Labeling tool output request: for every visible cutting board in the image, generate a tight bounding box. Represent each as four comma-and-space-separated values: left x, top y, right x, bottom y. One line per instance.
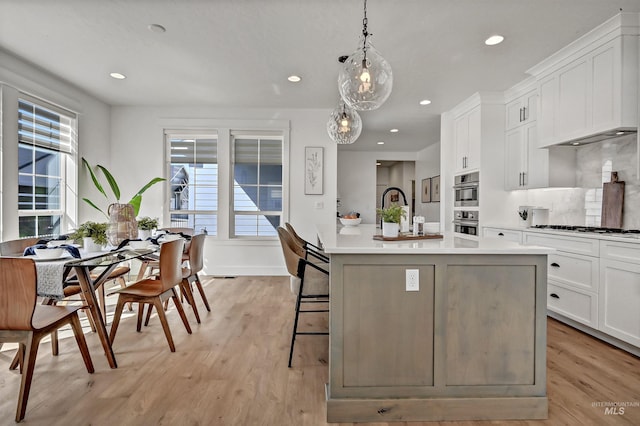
601, 171, 624, 228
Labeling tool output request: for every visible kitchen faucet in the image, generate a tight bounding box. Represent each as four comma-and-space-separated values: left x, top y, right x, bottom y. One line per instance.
380, 186, 408, 227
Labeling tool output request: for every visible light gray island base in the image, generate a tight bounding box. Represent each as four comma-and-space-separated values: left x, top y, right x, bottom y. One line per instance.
319, 228, 549, 422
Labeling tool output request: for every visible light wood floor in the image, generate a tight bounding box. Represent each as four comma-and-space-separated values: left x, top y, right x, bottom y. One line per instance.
1, 275, 639, 425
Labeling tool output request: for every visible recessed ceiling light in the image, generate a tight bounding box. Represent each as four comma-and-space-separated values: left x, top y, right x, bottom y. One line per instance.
419, 99, 431, 105
390, 128, 399, 133
148, 24, 166, 33
616, 131, 625, 135
376, 162, 381, 166
287, 75, 301, 83
110, 72, 126, 80
485, 35, 504, 46
377, 141, 385, 145
572, 142, 580, 146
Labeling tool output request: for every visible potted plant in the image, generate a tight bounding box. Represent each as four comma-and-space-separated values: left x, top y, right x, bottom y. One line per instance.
376, 204, 406, 237
137, 216, 159, 240
81, 158, 165, 245
70, 221, 108, 252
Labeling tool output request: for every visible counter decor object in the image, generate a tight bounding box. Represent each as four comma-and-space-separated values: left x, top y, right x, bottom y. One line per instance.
373, 233, 443, 241
601, 171, 624, 228
376, 204, 405, 238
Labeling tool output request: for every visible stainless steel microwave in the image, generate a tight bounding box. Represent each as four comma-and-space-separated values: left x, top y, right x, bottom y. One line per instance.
454, 172, 479, 207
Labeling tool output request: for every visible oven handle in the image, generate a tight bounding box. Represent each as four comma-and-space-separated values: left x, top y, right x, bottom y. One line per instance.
453, 182, 479, 189
452, 220, 479, 227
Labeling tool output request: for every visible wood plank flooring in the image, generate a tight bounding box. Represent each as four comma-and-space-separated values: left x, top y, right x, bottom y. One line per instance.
1, 275, 639, 425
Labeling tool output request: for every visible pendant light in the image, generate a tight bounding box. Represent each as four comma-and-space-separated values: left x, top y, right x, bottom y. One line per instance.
338, 0, 393, 111
327, 100, 362, 144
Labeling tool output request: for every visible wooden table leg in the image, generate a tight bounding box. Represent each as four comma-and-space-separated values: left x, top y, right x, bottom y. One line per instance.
74, 266, 118, 369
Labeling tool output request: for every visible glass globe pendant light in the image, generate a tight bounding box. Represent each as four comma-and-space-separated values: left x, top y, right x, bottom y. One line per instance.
338, 0, 393, 111
327, 100, 362, 144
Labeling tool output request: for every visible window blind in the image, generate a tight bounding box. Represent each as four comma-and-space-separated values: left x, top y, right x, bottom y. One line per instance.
18, 97, 76, 153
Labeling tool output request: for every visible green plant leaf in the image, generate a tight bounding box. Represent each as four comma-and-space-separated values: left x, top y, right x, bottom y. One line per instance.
97, 165, 121, 201
82, 198, 109, 219
131, 177, 165, 199
129, 195, 142, 217
82, 158, 108, 199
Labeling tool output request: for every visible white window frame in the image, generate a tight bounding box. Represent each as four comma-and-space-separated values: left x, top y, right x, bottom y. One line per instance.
162, 119, 290, 242
16, 94, 78, 238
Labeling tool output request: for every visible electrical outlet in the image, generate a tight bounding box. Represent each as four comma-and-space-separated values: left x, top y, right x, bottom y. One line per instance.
406, 269, 419, 291
315, 201, 324, 209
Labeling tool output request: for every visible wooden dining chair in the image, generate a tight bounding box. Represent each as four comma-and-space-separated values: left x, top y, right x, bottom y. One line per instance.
109, 239, 192, 352
179, 234, 210, 323
277, 227, 329, 368
0, 257, 94, 423
136, 227, 194, 280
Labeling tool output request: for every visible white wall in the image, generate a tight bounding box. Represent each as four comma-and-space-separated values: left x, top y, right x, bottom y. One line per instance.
0, 49, 111, 240
415, 143, 441, 222
337, 151, 418, 225
109, 106, 336, 276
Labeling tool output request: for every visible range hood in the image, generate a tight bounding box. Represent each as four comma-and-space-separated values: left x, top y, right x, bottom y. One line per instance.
557, 129, 637, 146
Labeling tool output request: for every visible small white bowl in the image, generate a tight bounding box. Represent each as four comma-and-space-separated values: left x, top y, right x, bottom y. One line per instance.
34, 247, 65, 259
424, 222, 440, 233
47, 240, 68, 247
129, 240, 150, 250
340, 217, 362, 227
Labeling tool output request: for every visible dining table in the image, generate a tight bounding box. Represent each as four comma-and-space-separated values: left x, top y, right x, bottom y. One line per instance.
27, 246, 158, 369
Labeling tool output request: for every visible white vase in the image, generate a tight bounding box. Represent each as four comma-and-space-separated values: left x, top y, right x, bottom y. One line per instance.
138, 229, 152, 240
83, 237, 103, 253
382, 222, 399, 238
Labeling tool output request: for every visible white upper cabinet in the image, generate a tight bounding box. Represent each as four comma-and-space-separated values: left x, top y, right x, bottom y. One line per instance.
505, 91, 537, 130
454, 105, 480, 173
528, 13, 639, 148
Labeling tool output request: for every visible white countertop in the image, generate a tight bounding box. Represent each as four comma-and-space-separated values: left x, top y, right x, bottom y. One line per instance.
483, 224, 640, 244
317, 224, 552, 255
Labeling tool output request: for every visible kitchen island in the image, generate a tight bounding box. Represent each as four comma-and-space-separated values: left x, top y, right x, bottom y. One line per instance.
317, 224, 551, 423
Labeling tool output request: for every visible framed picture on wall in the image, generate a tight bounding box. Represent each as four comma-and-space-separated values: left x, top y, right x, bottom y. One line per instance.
431, 175, 441, 202
421, 178, 431, 203
304, 147, 323, 194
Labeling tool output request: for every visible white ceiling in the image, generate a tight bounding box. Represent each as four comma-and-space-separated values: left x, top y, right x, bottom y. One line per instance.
2, 0, 640, 153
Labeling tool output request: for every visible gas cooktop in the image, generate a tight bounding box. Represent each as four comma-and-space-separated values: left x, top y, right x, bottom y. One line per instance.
531, 225, 640, 237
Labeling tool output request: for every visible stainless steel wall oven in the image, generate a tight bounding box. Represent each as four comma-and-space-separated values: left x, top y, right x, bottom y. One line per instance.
454, 171, 479, 207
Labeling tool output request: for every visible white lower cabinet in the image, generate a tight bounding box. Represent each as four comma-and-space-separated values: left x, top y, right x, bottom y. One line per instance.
482, 227, 522, 243
524, 231, 600, 328
548, 282, 598, 328
599, 241, 640, 347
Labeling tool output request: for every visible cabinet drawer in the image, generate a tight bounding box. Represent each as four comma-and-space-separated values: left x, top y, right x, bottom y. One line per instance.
483, 227, 522, 243
523, 232, 599, 256
548, 251, 599, 292
547, 283, 598, 328
600, 240, 640, 265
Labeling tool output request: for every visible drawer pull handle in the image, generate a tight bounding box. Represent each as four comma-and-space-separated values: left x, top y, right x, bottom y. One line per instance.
498, 232, 504, 236
550, 293, 560, 299
550, 262, 560, 267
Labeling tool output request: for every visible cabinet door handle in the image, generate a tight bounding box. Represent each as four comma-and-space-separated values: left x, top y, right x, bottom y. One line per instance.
550, 293, 560, 299
498, 232, 504, 236
519, 172, 523, 186
550, 262, 560, 267
523, 106, 527, 121
522, 172, 526, 186
520, 107, 524, 122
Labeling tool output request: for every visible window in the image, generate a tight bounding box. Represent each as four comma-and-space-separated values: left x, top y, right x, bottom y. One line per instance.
17, 97, 76, 237
167, 133, 218, 235
165, 124, 287, 240
232, 134, 283, 237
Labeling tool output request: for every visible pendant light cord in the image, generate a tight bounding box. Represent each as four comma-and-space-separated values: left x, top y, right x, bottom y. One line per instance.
361, 0, 369, 63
